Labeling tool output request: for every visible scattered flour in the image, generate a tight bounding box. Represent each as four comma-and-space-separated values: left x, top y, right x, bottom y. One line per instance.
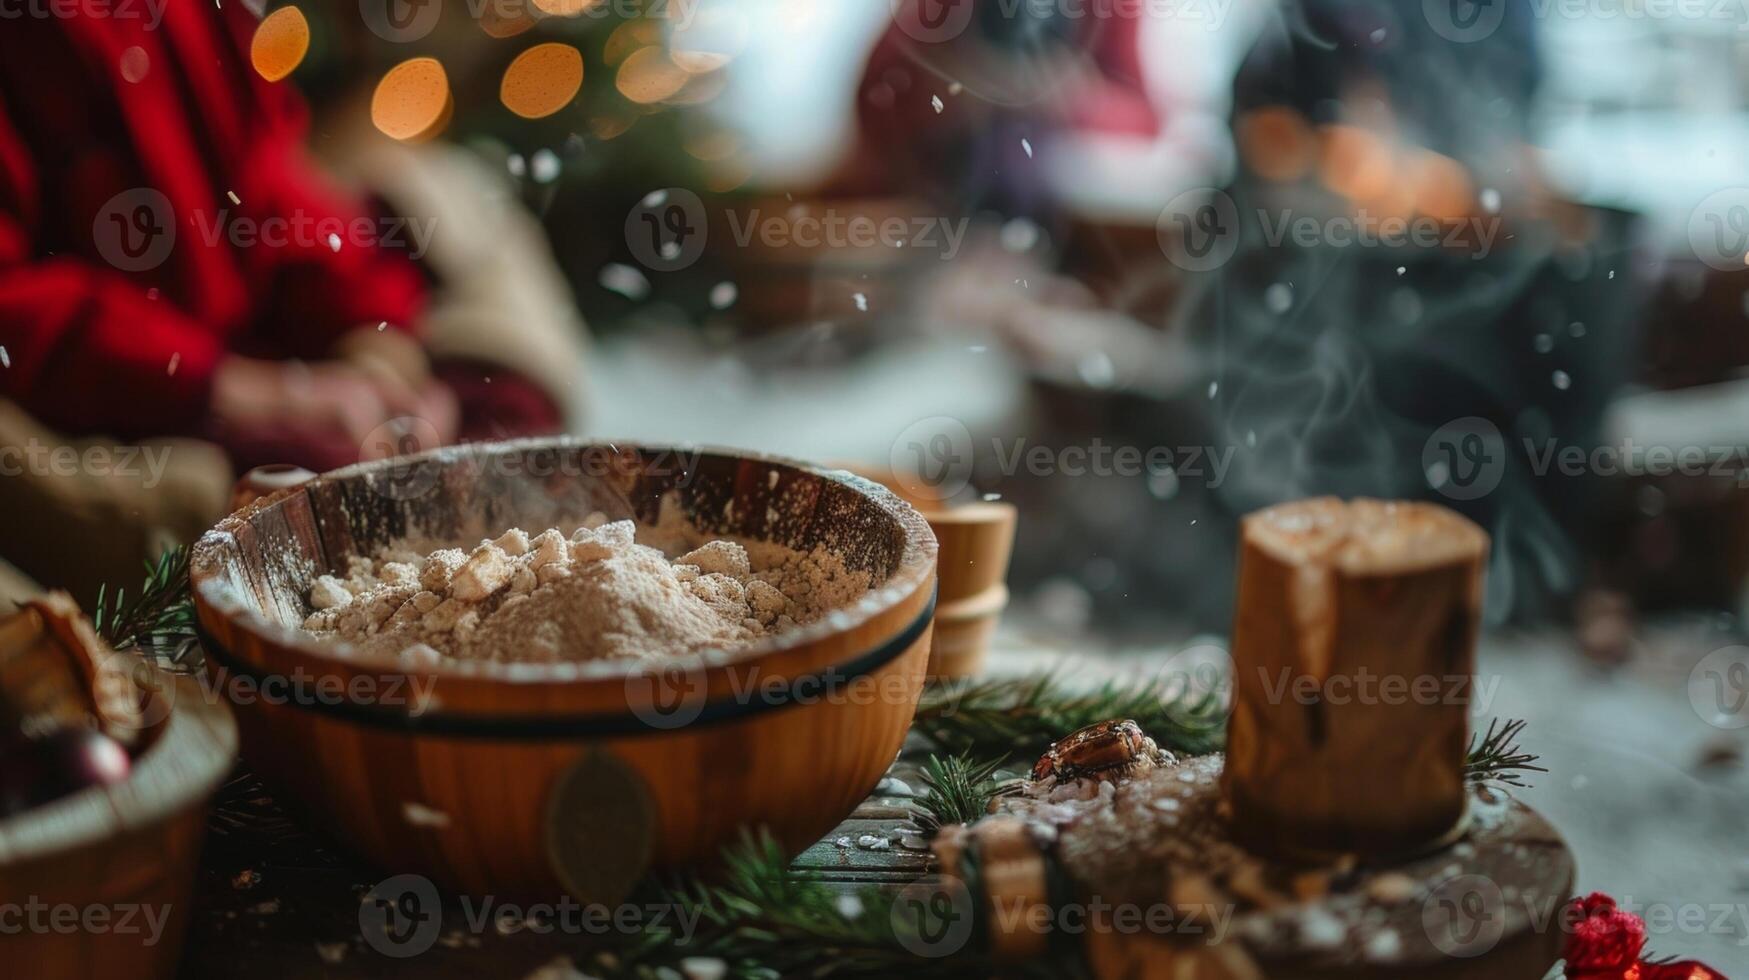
302, 513, 874, 665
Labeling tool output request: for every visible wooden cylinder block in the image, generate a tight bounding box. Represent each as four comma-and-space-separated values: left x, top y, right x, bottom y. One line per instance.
1222, 498, 1489, 861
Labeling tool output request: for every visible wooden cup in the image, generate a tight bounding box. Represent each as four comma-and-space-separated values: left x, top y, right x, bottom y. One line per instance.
839, 468, 1017, 679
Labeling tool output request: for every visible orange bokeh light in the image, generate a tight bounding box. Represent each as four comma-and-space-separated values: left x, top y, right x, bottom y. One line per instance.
532, 0, 605, 16
479, 5, 537, 38
371, 57, 453, 143
665, 69, 728, 106
615, 47, 688, 104
250, 6, 310, 83
501, 43, 584, 119
589, 113, 636, 140
604, 20, 661, 66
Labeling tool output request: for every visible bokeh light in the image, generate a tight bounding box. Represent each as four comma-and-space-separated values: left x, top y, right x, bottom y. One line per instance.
704, 155, 752, 193
615, 47, 688, 105
478, 5, 537, 38
531, 0, 605, 16
670, 7, 748, 74
118, 45, 149, 84
588, 113, 636, 140
665, 69, 728, 107
501, 42, 584, 119
371, 57, 453, 143
249, 5, 310, 83
604, 20, 661, 66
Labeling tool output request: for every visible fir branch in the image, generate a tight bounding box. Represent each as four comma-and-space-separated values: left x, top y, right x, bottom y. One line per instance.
914, 672, 1226, 761
1464, 718, 1545, 788
592, 831, 1030, 980
93, 546, 196, 656
913, 753, 1010, 836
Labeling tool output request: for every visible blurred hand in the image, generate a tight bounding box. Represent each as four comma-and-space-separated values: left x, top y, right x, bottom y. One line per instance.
331, 326, 460, 452
331, 326, 431, 393
210, 356, 460, 464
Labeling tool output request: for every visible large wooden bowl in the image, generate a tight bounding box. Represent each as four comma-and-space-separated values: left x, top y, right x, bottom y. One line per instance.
188, 441, 937, 901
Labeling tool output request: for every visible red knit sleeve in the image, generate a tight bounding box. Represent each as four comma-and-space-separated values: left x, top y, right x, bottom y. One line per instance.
194, 1, 425, 358
236, 131, 428, 359
0, 99, 223, 438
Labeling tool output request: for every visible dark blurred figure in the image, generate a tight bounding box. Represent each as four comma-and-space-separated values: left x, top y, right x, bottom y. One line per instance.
1168, 0, 1645, 624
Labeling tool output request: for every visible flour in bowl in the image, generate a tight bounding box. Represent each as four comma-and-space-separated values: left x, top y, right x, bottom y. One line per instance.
301, 514, 874, 665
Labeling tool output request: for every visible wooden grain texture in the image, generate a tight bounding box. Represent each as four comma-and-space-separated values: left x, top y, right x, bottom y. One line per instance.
1223, 498, 1489, 861
189, 443, 938, 901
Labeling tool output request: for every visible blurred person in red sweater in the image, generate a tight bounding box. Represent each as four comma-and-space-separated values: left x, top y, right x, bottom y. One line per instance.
0, 2, 570, 607
0, 2, 564, 476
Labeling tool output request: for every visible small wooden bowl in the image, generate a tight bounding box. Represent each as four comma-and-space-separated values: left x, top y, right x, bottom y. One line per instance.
189, 442, 937, 902
930, 502, 1019, 603
0, 606, 237, 980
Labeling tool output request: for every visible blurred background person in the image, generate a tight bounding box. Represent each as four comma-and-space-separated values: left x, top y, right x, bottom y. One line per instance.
0, 2, 584, 604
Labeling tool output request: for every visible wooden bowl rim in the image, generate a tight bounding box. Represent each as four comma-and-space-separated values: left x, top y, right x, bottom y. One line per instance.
189, 439, 939, 686
0, 672, 236, 866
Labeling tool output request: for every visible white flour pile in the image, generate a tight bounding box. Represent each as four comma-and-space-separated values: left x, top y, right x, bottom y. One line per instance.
301, 514, 874, 665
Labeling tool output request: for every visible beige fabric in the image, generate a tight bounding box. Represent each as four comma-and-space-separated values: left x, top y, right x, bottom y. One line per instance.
0, 400, 232, 609
315, 110, 590, 427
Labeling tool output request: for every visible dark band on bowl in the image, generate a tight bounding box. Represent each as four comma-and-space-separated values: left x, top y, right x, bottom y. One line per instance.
193, 587, 936, 739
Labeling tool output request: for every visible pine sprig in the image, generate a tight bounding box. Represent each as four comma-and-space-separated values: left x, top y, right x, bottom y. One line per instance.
914, 672, 1226, 761
92, 546, 196, 655
1464, 718, 1546, 788
594, 831, 1021, 980
913, 753, 1010, 836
